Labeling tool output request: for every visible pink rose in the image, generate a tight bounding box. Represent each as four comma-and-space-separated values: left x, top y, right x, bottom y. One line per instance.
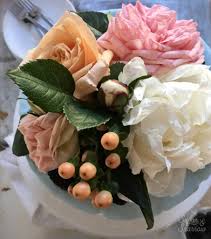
19, 113, 79, 173
98, 2, 204, 75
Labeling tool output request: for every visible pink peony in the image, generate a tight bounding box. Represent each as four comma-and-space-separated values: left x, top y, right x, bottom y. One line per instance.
19, 113, 79, 173
98, 1, 204, 75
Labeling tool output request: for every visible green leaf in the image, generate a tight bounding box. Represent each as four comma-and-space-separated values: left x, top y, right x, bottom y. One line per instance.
107, 119, 130, 140
129, 75, 151, 94
88, 177, 99, 190
68, 155, 80, 167
87, 25, 103, 38
85, 151, 98, 166
109, 63, 125, 80
100, 179, 119, 195
112, 162, 154, 230
113, 194, 127, 205
79, 128, 99, 149
7, 59, 75, 112
100, 63, 125, 84
77, 11, 109, 37
112, 94, 129, 115
64, 99, 111, 131
12, 129, 29, 156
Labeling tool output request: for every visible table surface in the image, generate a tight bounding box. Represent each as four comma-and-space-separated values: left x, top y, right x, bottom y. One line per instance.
0, 1, 211, 239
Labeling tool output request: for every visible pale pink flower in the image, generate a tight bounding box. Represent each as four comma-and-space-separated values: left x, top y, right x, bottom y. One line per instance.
19, 113, 79, 173
98, 2, 204, 75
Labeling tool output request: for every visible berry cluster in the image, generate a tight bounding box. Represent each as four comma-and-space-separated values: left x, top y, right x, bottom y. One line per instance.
58, 131, 121, 209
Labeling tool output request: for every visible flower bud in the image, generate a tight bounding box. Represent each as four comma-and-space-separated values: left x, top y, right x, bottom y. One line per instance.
98, 80, 129, 112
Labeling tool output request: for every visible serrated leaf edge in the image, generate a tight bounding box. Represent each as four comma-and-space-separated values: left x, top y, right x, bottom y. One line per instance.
63, 103, 111, 131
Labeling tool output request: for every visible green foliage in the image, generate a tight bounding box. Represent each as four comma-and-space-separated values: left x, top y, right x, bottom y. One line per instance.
112, 162, 154, 229
8, 59, 75, 112
128, 75, 151, 94
12, 129, 29, 156
85, 151, 98, 166
107, 119, 130, 140
100, 63, 125, 84
112, 144, 128, 163
68, 155, 80, 167
64, 99, 111, 131
77, 11, 109, 37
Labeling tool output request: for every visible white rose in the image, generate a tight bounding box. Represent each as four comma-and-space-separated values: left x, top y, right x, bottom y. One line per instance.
123, 63, 211, 197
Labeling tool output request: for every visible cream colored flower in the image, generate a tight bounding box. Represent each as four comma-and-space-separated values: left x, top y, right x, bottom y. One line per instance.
123, 62, 211, 197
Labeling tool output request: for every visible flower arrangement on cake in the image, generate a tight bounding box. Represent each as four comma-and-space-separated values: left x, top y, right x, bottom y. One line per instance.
7, 1, 211, 230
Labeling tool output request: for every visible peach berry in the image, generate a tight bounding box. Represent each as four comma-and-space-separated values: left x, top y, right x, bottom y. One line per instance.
105, 153, 121, 169
101, 132, 119, 150
94, 190, 113, 208
80, 162, 97, 180
58, 162, 75, 179
72, 182, 91, 201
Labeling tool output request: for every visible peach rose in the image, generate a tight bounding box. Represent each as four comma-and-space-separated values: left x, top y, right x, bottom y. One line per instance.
23, 11, 114, 101
25, 11, 100, 81
98, 2, 204, 75
19, 113, 79, 173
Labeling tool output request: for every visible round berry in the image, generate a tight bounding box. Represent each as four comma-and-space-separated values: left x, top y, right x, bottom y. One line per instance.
72, 182, 91, 201
105, 153, 121, 169
94, 190, 113, 208
58, 162, 75, 179
80, 162, 97, 180
101, 132, 119, 151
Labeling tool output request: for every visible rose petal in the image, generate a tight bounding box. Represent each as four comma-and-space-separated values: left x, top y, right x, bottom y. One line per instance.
123, 62, 211, 196
98, 2, 204, 75
18, 113, 79, 173
74, 50, 113, 100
